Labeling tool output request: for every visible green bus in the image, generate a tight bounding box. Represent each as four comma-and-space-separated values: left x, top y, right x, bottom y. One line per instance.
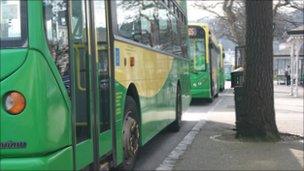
0, 0, 191, 170
219, 44, 225, 91
188, 23, 221, 101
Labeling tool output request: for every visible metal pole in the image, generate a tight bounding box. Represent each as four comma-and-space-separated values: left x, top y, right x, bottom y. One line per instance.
295, 38, 301, 97
290, 40, 294, 96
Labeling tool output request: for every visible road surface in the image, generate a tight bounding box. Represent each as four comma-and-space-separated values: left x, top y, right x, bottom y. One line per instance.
134, 97, 223, 170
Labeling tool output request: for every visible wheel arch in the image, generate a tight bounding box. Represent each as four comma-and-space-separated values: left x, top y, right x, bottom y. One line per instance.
125, 83, 142, 145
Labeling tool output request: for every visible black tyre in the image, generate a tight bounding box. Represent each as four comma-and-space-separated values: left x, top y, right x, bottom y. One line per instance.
208, 96, 214, 103
122, 96, 140, 170
209, 78, 215, 103
169, 85, 182, 132
208, 90, 214, 103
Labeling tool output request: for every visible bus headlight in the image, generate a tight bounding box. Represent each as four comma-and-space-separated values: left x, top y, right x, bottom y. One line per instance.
3, 91, 26, 115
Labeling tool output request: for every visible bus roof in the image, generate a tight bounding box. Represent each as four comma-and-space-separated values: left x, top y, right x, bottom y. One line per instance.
189, 23, 222, 48
189, 23, 210, 31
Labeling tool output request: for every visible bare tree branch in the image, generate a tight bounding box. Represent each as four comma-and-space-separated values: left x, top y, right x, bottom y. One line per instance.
273, 0, 290, 17
192, 0, 303, 46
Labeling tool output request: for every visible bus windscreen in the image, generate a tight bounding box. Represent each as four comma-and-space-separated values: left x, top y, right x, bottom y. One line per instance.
188, 26, 206, 71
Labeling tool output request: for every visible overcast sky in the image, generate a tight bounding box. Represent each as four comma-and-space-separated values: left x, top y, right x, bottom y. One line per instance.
187, 1, 300, 22
187, 1, 222, 22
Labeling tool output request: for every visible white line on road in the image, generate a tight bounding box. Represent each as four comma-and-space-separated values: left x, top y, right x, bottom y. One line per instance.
156, 98, 224, 171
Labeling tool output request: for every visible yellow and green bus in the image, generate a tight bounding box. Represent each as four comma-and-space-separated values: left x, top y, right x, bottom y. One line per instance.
0, 0, 191, 170
188, 23, 221, 101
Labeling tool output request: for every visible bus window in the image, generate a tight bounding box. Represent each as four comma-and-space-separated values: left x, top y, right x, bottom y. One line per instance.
158, 6, 172, 53
116, 1, 141, 42
0, 0, 27, 48
115, 1, 187, 58
70, 0, 91, 143
94, 0, 110, 132
43, 0, 70, 94
139, 1, 158, 47
180, 20, 188, 58
190, 39, 206, 70
188, 26, 206, 70
170, 13, 182, 56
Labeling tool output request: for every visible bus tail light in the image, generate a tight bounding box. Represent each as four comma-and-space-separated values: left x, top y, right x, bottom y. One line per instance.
3, 91, 26, 115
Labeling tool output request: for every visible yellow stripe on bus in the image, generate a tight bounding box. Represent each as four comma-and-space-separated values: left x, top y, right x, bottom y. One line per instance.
114, 40, 173, 98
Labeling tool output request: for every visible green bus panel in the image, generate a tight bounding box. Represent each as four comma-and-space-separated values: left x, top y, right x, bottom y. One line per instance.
0, 147, 73, 170
0, 50, 71, 156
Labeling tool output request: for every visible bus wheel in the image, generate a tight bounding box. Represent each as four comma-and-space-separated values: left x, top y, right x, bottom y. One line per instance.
208, 95, 214, 103
169, 85, 182, 132
122, 96, 140, 170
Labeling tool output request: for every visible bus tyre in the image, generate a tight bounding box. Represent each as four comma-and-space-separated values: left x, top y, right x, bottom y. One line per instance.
208, 96, 214, 103
169, 85, 182, 132
122, 96, 140, 170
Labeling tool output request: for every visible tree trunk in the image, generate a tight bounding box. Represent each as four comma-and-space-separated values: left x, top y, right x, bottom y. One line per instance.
236, 0, 280, 140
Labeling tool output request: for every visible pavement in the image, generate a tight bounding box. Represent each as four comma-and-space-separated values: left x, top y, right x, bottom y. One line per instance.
173, 83, 304, 170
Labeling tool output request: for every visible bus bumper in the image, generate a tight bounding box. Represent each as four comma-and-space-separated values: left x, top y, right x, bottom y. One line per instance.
0, 146, 73, 170
191, 89, 211, 99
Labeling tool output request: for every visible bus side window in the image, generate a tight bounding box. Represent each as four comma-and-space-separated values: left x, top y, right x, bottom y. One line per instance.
158, 5, 173, 53
179, 20, 188, 58
43, 0, 70, 95
116, 1, 141, 42
139, 1, 157, 47
170, 13, 181, 56
70, 0, 91, 143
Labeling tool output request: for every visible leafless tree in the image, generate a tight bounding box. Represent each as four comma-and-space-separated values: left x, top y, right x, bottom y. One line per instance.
193, 0, 304, 45
237, 0, 280, 140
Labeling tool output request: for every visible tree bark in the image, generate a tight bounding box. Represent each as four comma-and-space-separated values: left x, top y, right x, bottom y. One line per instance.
236, 0, 280, 140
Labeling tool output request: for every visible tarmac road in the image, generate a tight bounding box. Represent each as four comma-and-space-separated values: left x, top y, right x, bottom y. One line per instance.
134, 96, 223, 170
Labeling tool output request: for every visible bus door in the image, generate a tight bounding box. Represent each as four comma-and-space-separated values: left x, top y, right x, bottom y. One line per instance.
92, 0, 113, 159
209, 41, 217, 97
69, 0, 101, 169
69, 0, 113, 170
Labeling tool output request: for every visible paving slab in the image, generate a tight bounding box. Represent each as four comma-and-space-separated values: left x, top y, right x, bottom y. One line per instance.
174, 83, 304, 170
